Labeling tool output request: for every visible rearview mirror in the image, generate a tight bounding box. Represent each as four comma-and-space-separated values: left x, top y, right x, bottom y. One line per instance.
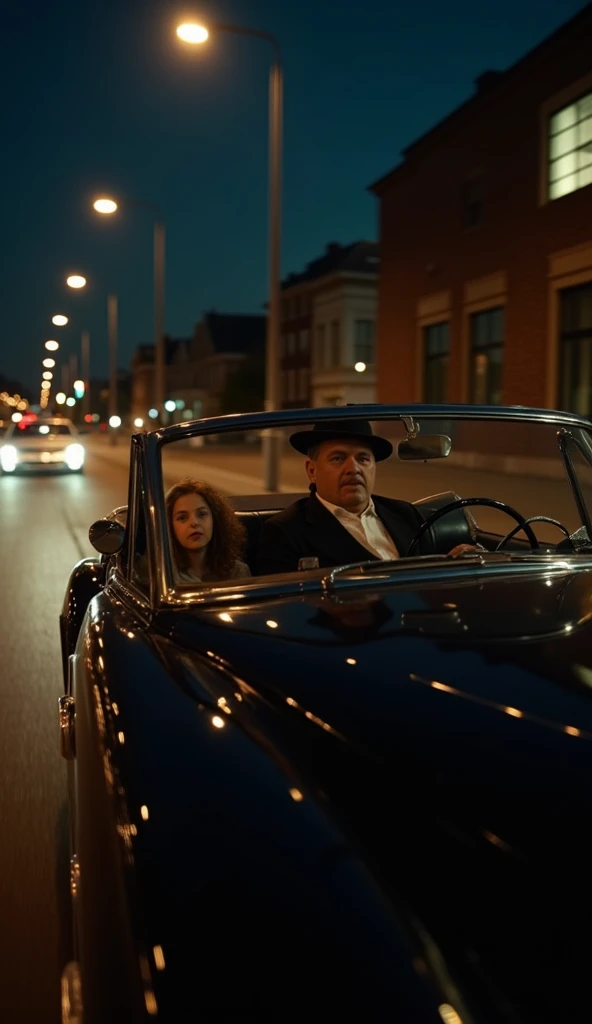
89, 518, 125, 555
397, 435, 452, 461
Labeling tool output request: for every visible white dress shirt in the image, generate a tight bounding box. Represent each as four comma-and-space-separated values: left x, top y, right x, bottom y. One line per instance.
316, 494, 399, 560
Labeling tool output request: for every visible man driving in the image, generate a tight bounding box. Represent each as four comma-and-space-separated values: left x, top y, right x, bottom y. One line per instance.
256, 418, 475, 575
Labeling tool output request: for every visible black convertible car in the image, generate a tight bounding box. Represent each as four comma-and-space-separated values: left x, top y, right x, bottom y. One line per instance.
59, 404, 592, 1023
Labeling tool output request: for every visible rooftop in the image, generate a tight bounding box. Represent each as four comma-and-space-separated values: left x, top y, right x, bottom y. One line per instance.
282, 241, 379, 290
369, 4, 592, 196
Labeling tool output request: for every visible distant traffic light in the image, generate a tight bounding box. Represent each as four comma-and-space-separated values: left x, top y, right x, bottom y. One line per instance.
73, 379, 85, 399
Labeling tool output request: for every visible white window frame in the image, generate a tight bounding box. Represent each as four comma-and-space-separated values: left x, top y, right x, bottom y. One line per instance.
539, 72, 592, 205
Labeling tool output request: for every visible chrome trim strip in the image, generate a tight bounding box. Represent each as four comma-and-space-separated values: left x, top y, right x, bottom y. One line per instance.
158, 557, 592, 607
135, 403, 592, 445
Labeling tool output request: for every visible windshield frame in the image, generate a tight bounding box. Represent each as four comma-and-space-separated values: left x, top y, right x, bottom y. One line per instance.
138, 404, 592, 607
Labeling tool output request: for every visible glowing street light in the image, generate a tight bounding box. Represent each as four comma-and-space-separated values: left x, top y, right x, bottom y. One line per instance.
45, 340, 59, 351
354, 361, 367, 373
91, 195, 164, 424
164, 399, 176, 413
52, 314, 68, 326
66, 397, 76, 407
55, 392, 66, 405
176, 18, 283, 489
134, 417, 144, 428
42, 357, 56, 368
176, 22, 209, 43
12, 412, 23, 423
42, 371, 53, 380
109, 415, 122, 428
66, 275, 87, 289
93, 197, 118, 215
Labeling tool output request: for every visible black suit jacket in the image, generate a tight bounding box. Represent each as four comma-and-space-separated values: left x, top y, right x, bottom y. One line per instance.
255, 493, 436, 575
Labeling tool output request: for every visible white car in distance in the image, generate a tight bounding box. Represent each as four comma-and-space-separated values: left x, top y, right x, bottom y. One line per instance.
0, 417, 85, 474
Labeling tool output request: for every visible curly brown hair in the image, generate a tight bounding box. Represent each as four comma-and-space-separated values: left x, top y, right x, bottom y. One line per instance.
165, 478, 246, 580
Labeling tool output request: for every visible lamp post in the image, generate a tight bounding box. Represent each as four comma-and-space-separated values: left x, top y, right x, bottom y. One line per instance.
64, 273, 118, 432
176, 21, 283, 491
92, 196, 166, 425
107, 294, 118, 443
64, 275, 92, 425
81, 330, 90, 419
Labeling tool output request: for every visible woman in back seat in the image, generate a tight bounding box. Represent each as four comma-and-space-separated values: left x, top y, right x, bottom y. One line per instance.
166, 478, 251, 584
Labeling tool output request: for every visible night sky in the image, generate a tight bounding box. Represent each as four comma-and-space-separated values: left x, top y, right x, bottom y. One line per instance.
1, 0, 588, 393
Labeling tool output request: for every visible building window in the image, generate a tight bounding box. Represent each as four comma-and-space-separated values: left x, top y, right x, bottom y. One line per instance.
315, 324, 325, 368
461, 176, 484, 229
558, 283, 592, 416
470, 307, 504, 405
423, 322, 449, 402
330, 321, 340, 366
354, 320, 375, 364
298, 368, 309, 401
549, 91, 592, 201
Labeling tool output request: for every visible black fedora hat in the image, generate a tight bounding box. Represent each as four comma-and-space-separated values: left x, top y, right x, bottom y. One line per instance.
289, 418, 393, 462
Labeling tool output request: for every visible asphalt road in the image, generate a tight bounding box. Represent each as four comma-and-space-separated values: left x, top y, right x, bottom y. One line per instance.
0, 451, 129, 1023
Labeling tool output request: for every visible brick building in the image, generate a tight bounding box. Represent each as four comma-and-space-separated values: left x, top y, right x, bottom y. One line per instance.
280, 241, 379, 408
370, 5, 592, 414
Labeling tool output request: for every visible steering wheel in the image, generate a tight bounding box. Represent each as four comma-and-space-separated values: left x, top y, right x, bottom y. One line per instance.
406, 497, 540, 557
496, 516, 572, 551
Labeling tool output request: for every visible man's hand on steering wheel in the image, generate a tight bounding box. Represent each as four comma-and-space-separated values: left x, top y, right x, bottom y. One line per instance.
448, 543, 481, 558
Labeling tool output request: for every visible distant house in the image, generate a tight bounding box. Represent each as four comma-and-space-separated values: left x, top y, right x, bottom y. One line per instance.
131, 337, 193, 423
188, 312, 266, 417
280, 241, 379, 409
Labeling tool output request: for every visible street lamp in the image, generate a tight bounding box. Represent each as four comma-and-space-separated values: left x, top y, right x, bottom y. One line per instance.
52, 314, 69, 326
176, 20, 283, 490
176, 23, 209, 43
354, 362, 367, 373
63, 274, 90, 416
43, 358, 56, 368
93, 197, 118, 215
92, 194, 165, 426
45, 340, 59, 351
66, 275, 87, 289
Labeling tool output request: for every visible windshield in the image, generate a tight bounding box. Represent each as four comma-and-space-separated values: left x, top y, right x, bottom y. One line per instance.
11, 422, 73, 437
156, 412, 592, 590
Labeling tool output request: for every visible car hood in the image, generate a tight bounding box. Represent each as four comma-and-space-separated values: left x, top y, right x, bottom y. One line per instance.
161, 565, 592, 1020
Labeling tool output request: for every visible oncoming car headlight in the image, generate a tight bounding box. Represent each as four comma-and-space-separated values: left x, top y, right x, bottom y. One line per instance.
65, 443, 85, 471
0, 445, 18, 472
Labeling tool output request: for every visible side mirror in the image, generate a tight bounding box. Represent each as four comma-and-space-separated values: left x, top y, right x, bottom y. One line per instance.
397, 434, 452, 461
89, 518, 125, 555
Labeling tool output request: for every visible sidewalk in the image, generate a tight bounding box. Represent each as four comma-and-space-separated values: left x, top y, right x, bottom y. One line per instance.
85, 436, 300, 495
